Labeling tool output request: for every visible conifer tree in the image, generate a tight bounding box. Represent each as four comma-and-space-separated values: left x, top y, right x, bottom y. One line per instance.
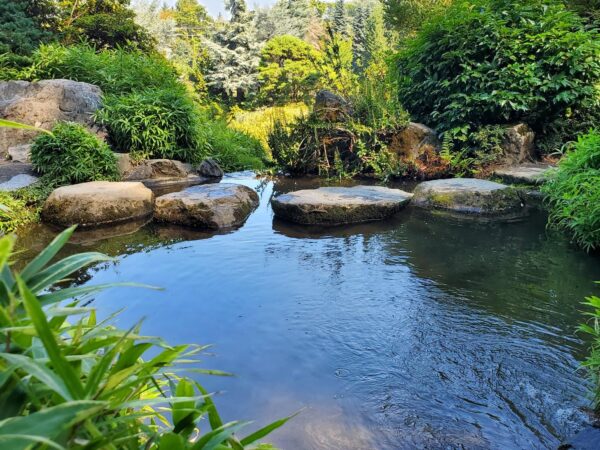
332, 0, 347, 36
351, 6, 369, 73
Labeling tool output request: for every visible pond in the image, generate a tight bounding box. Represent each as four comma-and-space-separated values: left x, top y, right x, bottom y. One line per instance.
16, 172, 600, 449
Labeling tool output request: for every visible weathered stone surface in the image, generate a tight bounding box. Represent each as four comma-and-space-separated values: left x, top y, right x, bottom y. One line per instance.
42, 181, 154, 227
154, 183, 259, 229
142, 175, 210, 195
314, 90, 352, 122
500, 123, 535, 163
271, 186, 413, 225
559, 427, 600, 450
412, 178, 524, 215
494, 163, 552, 185
0, 174, 38, 191
197, 158, 224, 178
0, 162, 35, 182
114, 153, 133, 177
0, 79, 103, 154
7, 144, 31, 163
389, 123, 441, 161
123, 159, 190, 181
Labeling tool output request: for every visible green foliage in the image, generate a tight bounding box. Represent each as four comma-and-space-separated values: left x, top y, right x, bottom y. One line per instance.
542, 130, 600, 252
31, 122, 119, 184
96, 89, 207, 162
27, 43, 181, 96
202, 117, 268, 171
396, 0, 600, 153
383, 0, 449, 34
0, 227, 291, 448
0, 0, 52, 56
258, 35, 321, 104
0, 193, 35, 234
578, 289, 600, 412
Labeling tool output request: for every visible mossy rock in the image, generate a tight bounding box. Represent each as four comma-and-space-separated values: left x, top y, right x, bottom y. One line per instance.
412, 178, 525, 217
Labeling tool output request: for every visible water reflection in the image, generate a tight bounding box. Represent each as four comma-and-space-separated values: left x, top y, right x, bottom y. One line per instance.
14, 173, 600, 449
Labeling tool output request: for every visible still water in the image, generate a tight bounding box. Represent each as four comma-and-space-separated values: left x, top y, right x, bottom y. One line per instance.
16, 173, 600, 449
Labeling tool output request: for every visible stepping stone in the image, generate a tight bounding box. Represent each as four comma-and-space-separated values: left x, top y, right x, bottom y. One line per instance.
412, 178, 524, 216
0, 174, 38, 191
42, 181, 154, 227
154, 183, 259, 229
271, 186, 413, 225
494, 163, 553, 185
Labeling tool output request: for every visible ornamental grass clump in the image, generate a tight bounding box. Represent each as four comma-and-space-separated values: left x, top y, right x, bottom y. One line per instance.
31, 122, 119, 185
542, 131, 600, 252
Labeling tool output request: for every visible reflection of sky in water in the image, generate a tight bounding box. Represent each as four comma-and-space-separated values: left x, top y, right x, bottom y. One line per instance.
18, 173, 600, 449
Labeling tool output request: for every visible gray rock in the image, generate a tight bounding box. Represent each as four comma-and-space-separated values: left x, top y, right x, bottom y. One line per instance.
271, 186, 413, 225
197, 158, 224, 178
390, 122, 441, 161
559, 426, 600, 450
412, 178, 525, 216
494, 163, 552, 185
154, 183, 259, 229
114, 153, 133, 178
0, 79, 103, 155
0, 174, 38, 191
501, 123, 535, 164
314, 90, 352, 122
123, 159, 190, 181
7, 144, 31, 163
0, 162, 35, 182
42, 181, 154, 228
141, 175, 210, 196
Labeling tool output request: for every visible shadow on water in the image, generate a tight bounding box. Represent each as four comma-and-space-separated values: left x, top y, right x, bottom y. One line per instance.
14, 173, 600, 449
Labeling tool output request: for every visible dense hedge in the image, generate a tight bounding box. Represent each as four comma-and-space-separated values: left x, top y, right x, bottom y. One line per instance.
396, 0, 600, 153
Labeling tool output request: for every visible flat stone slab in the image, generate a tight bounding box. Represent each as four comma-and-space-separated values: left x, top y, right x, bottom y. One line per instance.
412, 178, 524, 216
271, 186, 413, 225
0, 174, 38, 191
154, 183, 259, 229
0, 162, 35, 182
494, 163, 553, 185
42, 181, 154, 228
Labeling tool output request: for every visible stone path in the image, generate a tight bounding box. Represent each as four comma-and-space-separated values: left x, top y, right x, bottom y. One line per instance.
493, 163, 553, 185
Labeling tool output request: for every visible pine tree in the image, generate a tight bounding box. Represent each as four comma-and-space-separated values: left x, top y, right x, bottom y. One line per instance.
332, 0, 347, 36
351, 6, 369, 73
365, 2, 389, 63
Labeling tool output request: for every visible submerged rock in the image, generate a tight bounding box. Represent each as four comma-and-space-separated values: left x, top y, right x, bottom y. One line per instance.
271, 186, 413, 225
412, 178, 524, 216
154, 183, 259, 229
0, 79, 103, 155
494, 163, 552, 185
197, 158, 224, 178
42, 181, 154, 227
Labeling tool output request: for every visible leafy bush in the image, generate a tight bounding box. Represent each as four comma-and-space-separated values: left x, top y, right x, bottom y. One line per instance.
0, 227, 291, 448
31, 122, 119, 184
396, 0, 600, 153
579, 290, 600, 412
542, 130, 600, 252
27, 43, 181, 96
0, 192, 35, 233
202, 118, 268, 171
96, 89, 207, 163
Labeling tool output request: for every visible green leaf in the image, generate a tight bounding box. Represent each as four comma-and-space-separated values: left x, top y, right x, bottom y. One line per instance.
240, 411, 301, 445
0, 119, 53, 136
20, 226, 76, 283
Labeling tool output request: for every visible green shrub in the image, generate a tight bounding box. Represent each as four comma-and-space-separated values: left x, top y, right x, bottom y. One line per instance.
0, 227, 291, 448
27, 43, 181, 96
542, 130, 600, 252
0, 192, 35, 233
96, 89, 207, 163
202, 118, 268, 171
579, 290, 600, 412
396, 0, 600, 153
31, 122, 119, 184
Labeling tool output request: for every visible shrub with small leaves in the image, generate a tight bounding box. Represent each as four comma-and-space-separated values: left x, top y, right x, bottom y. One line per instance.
0, 192, 35, 234
31, 122, 119, 185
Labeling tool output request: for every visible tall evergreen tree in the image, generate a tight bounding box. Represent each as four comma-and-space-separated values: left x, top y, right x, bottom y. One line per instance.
351, 6, 369, 73
0, 0, 51, 55
365, 2, 390, 63
332, 0, 347, 36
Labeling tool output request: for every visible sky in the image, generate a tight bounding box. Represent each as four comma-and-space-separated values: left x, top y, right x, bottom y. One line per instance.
199, 0, 277, 17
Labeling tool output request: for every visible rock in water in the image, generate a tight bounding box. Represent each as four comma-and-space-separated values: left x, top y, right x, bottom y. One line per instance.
271, 186, 413, 225
0, 79, 103, 155
493, 163, 552, 185
154, 183, 259, 229
197, 158, 224, 178
123, 159, 190, 180
412, 178, 524, 216
42, 181, 154, 227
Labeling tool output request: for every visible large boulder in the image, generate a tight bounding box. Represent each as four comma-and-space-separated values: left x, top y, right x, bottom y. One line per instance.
271, 186, 413, 225
0, 79, 103, 155
314, 90, 352, 122
197, 158, 224, 178
412, 178, 525, 216
154, 183, 259, 229
389, 122, 441, 161
123, 158, 190, 181
42, 181, 154, 227
500, 123, 535, 163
